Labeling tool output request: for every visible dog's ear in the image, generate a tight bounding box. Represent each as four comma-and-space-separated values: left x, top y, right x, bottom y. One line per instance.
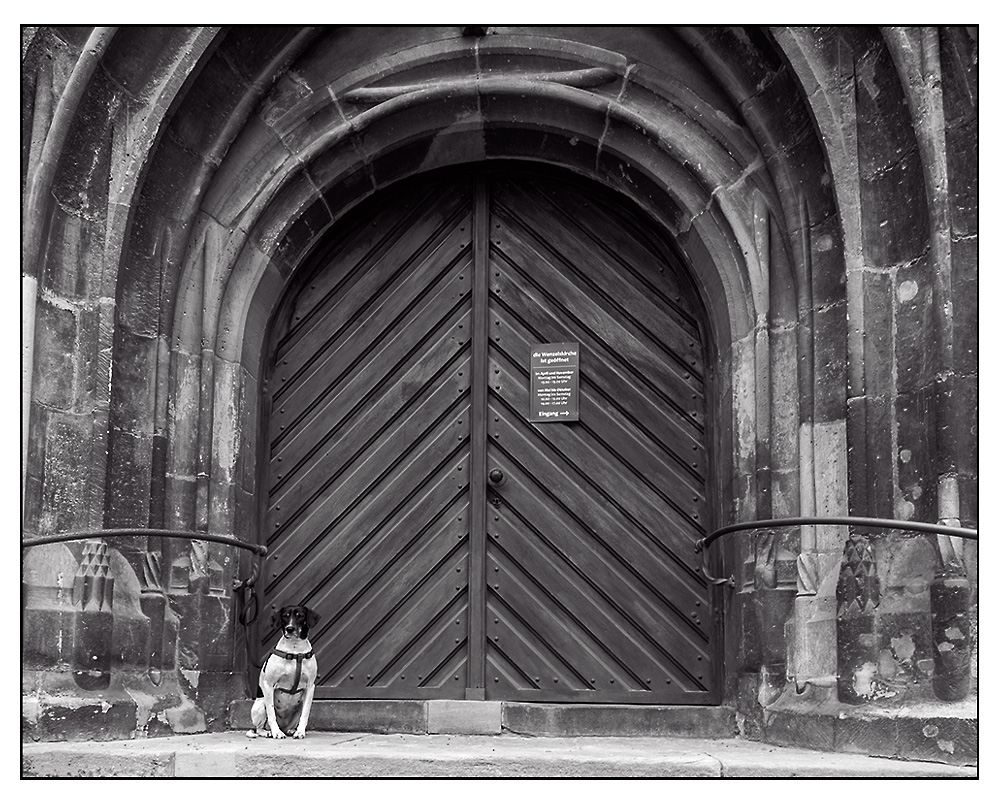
270, 608, 282, 629
305, 606, 320, 629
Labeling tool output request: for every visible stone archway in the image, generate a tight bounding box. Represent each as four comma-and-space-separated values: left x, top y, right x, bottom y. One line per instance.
174, 32, 822, 710
38, 27, 982, 741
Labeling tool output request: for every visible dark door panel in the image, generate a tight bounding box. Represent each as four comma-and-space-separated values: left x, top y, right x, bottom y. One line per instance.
259, 167, 717, 704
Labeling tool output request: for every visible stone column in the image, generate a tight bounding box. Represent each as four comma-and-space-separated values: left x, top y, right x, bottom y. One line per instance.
836, 533, 879, 703
71, 539, 115, 691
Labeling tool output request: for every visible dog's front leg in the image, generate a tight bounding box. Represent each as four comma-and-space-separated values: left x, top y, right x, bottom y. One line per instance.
293, 683, 315, 739
260, 680, 286, 739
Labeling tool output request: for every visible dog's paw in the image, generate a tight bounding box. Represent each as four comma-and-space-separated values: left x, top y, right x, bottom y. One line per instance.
269, 729, 287, 739
293, 730, 306, 739
246, 729, 259, 738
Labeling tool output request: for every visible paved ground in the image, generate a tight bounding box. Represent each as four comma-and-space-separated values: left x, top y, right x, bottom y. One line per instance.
21, 731, 977, 778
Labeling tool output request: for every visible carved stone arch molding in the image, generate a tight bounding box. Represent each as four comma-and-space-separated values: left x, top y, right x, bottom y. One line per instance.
24, 26, 859, 727
146, 29, 838, 701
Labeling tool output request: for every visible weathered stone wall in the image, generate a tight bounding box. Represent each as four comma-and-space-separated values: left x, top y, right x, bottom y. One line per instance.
21, 26, 976, 751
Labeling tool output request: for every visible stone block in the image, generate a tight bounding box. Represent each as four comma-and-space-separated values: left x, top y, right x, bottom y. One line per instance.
502, 703, 736, 738
846, 396, 871, 516
894, 715, 977, 765
25, 694, 139, 743
428, 700, 502, 734
22, 749, 175, 778
833, 712, 901, 758
895, 258, 935, 393
952, 235, 978, 377
165, 51, 246, 158
696, 27, 782, 100
33, 299, 77, 409
944, 117, 978, 237
763, 707, 836, 752
102, 27, 186, 97
104, 427, 154, 529
175, 748, 236, 777
270, 196, 334, 277
859, 153, 930, 268
855, 40, 916, 176
219, 27, 307, 86
301, 700, 428, 734
249, 169, 323, 258
811, 302, 847, 423
200, 113, 288, 227
363, 89, 480, 157
952, 373, 978, 477
813, 420, 848, 524
371, 128, 484, 189
895, 387, 937, 522
51, 69, 113, 220
765, 134, 838, 228
41, 412, 95, 533
861, 271, 893, 393
108, 328, 158, 433
42, 207, 107, 300
789, 593, 837, 680
807, 213, 848, 309
864, 395, 894, 520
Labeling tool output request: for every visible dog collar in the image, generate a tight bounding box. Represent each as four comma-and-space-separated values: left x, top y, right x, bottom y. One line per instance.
270, 648, 314, 695
271, 648, 314, 661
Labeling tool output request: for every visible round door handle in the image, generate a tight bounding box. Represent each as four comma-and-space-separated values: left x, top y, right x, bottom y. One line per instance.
488, 468, 505, 485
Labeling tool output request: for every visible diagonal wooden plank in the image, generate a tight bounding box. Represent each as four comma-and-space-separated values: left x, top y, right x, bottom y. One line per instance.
492, 181, 705, 376
488, 512, 707, 689
488, 547, 649, 691
489, 365, 705, 565
278, 181, 471, 360
265, 400, 470, 593
271, 249, 472, 452
491, 176, 703, 334
486, 405, 708, 606
320, 540, 469, 688
304, 495, 469, 670
485, 448, 710, 660
268, 339, 470, 513
491, 222, 704, 403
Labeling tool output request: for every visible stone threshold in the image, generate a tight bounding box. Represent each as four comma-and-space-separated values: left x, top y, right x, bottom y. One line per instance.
22, 731, 977, 778
228, 699, 739, 739
226, 697, 977, 767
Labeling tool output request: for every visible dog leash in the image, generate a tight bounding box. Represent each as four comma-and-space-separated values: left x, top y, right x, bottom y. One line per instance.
234, 573, 262, 698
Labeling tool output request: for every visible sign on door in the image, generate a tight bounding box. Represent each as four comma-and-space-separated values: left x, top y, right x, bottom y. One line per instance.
529, 342, 580, 423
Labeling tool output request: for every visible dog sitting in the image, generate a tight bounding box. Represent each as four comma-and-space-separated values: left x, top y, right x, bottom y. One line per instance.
247, 605, 320, 739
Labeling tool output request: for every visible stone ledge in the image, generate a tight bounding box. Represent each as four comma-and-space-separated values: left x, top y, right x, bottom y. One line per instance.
759, 687, 978, 766
21, 732, 977, 778
228, 699, 736, 739
503, 702, 737, 738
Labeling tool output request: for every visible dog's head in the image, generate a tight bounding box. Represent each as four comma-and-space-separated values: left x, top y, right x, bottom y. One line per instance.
272, 605, 320, 640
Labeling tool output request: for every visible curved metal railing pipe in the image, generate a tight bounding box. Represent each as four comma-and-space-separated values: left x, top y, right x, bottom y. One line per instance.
694, 515, 978, 588
20, 528, 267, 589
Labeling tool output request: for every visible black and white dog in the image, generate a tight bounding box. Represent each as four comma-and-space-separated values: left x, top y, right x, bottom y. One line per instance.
247, 605, 320, 739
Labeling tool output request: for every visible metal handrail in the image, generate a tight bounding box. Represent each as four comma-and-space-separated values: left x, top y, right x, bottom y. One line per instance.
693, 515, 979, 588
21, 527, 267, 556
21, 528, 267, 590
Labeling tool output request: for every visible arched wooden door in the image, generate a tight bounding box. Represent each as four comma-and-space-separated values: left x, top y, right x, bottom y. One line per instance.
258, 166, 718, 704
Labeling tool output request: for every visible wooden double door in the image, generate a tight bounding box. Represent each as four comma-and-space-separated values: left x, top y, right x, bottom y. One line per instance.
259, 166, 718, 704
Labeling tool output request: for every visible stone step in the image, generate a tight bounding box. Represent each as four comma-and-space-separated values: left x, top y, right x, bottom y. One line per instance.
21, 732, 976, 778
227, 699, 739, 738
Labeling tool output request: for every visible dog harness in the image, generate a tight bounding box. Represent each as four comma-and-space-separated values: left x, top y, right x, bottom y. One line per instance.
268, 648, 314, 695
